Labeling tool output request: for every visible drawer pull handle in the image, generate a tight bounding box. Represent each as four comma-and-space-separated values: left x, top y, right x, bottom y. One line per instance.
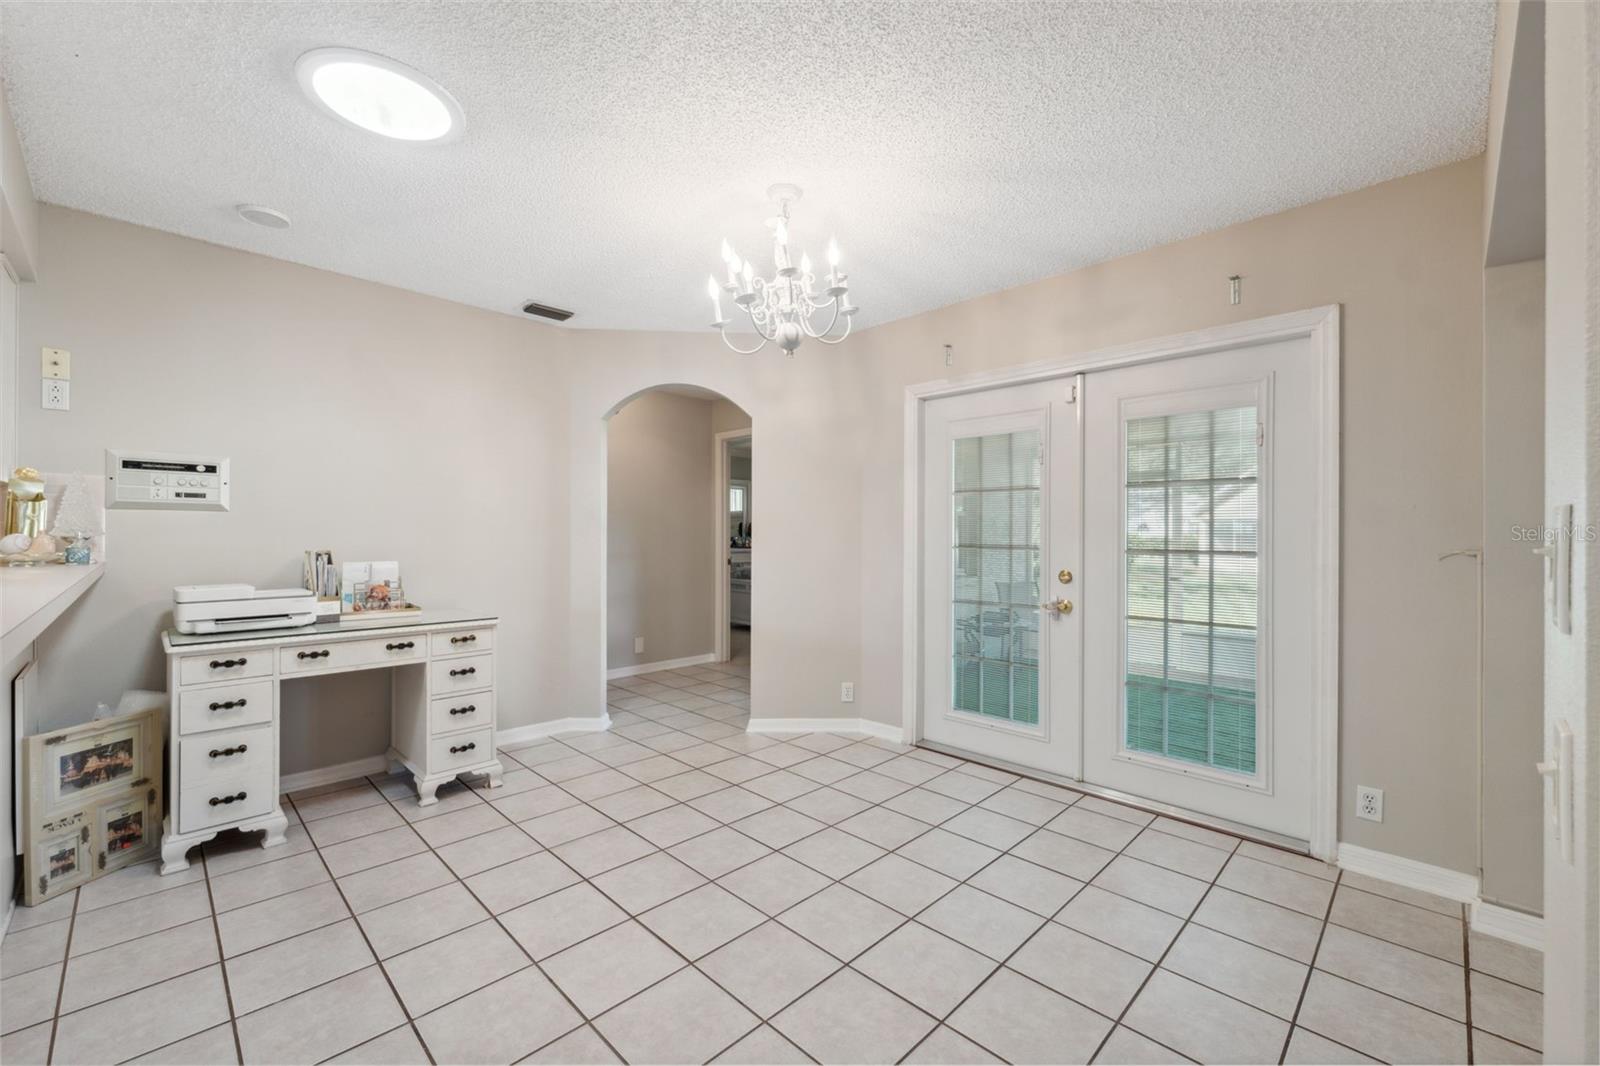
448, 705, 476, 716
449, 667, 477, 677
296, 650, 331, 660
449, 634, 478, 644
385, 641, 415, 651
449, 742, 477, 754
209, 658, 247, 669
208, 745, 248, 758
208, 791, 247, 806
208, 698, 248, 711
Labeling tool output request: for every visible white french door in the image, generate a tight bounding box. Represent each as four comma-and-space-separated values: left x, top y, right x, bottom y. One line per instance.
921, 332, 1326, 844
1081, 339, 1318, 840
921, 377, 1082, 778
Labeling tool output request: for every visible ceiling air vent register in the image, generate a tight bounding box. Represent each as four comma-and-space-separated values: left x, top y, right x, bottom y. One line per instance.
521, 302, 574, 322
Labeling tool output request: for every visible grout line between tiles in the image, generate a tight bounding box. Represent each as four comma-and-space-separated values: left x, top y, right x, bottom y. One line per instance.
42, 885, 79, 1065
1462, 905, 1475, 1065
1083, 824, 1239, 1064
360, 777, 634, 1066
197, 848, 243, 1065
1277, 867, 1342, 1064
283, 792, 440, 1066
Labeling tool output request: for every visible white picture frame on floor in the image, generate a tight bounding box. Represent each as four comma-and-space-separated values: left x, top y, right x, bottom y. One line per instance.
22, 706, 164, 904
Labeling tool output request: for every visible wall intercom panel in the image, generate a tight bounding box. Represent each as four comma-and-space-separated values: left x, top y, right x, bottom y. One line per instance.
105, 449, 231, 511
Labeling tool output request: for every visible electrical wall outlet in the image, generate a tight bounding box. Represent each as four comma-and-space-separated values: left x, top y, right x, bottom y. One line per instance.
42, 347, 70, 379
840, 682, 855, 703
1356, 786, 1384, 823
42, 379, 69, 410
634, 637, 644, 654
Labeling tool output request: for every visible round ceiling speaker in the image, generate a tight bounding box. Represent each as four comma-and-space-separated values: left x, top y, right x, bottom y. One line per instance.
236, 204, 291, 229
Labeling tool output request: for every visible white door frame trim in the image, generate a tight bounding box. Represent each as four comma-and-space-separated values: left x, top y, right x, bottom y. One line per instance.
901, 304, 1342, 860
712, 428, 752, 662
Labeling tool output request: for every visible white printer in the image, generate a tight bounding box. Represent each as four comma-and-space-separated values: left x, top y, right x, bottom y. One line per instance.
173, 584, 318, 635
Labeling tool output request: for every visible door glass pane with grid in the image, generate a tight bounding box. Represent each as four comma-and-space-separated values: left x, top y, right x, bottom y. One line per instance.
952, 429, 1042, 727
1124, 406, 1258, 774
922, 378, 1081, 777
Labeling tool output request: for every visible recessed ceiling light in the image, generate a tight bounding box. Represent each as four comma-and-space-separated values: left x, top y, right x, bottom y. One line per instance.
295, 47, 462, 142
236, 203, 291, 228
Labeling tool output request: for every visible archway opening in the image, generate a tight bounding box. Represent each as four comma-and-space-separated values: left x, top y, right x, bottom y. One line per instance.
603, 384, 753, 723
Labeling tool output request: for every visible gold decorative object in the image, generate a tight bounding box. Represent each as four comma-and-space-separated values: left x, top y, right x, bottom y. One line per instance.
5, 467, 49, 539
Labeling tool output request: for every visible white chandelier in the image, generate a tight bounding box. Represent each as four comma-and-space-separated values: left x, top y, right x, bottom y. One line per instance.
707, 183, 857, 355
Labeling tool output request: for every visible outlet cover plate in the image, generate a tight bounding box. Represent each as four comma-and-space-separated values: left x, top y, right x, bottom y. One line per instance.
42, 347, 70, 379
42, 379, 69, 410
1356, 786, 1384, 823
840, 682, 855, 703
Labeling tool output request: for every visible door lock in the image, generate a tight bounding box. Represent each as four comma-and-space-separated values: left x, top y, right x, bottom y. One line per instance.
1058, 569, 1073, 584
1042, 598, 1073, 614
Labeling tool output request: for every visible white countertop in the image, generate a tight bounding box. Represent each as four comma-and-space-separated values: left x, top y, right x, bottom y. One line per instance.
1, 563, 105, 663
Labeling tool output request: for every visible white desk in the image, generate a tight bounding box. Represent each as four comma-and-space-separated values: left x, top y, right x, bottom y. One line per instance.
158, 609, 504, 874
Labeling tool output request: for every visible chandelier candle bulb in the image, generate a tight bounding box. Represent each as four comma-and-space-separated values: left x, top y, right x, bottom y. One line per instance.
707, 276, 724, 323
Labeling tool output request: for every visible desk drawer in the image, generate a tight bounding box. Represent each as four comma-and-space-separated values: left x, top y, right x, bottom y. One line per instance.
429, 728, 493, 773
431, 628, 495, 657
178, 651, 272, 686
430, 654, 492, 694
430, 691, 494, 736
279, 635, 425, 675
177, 680, 274, 735
178, 764, 274, 834
178, 725, 272, 788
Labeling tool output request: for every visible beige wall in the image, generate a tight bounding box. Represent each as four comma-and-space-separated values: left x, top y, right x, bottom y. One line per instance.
561, 329, 867, 728
16, 207, 570, 774
606, 391, 722, 671
15, 158, 1493, 881
844, 158, 1486, 872
1481, 258, 1545, 913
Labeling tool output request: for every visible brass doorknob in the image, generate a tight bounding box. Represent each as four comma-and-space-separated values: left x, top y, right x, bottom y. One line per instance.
1058, 569, 1073, 584
1041, 598, 1073, 614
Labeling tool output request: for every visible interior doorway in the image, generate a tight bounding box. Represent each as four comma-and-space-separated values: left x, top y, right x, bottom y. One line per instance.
715, 431, 753, 667
603, 386, 751, 682
911, 309, 1340, 855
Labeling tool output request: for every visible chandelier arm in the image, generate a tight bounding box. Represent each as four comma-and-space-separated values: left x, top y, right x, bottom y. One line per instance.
800, 301, 841, 339
811, 313, 855, 345
717, 324, 769, 355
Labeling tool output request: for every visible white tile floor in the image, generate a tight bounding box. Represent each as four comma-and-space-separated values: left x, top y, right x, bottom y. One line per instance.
1, 646, 1545, 1064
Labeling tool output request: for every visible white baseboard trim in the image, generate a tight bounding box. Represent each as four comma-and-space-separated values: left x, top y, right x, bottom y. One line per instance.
1336, 842, 1480, 903
279, 718, 614, 792
280, 754, 391, 795
1471, 900, 1545, 951
748, 717, 907, 744
607, 653, 717, 680
497, 716, 613, 747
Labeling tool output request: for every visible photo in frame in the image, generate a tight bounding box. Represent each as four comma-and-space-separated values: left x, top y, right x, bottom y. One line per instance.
22, 706, 164, 905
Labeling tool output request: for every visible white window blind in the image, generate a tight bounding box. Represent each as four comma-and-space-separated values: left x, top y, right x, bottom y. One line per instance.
951, 430, 1042, 726
1124, 406, 1258, 774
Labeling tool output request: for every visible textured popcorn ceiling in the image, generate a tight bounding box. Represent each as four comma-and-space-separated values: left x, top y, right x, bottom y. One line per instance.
0, 1, 1494, 331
